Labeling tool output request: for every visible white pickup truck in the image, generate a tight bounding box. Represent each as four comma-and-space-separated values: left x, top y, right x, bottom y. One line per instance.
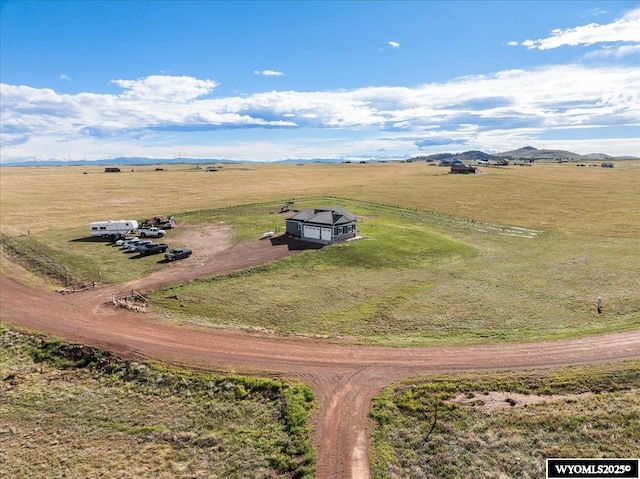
138, 226, 166, 238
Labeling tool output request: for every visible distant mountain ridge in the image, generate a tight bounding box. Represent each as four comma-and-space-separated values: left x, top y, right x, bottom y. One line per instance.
412, 146, 638, 163
0, 156, 351, 167
0, 157, 246, 168
1, 147, 637, 167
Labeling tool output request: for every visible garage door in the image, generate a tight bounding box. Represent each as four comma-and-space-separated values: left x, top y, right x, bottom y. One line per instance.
303, 225, 321, 240
321, 228, 332, 241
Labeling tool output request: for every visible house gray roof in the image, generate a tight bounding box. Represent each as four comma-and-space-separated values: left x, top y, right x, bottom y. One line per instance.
288, 207, 357, 226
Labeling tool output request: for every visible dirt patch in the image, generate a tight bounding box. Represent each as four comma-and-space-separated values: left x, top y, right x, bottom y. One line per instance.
168, 222, 234, 265
448, 391, 596, 410
116, 231, 302, 295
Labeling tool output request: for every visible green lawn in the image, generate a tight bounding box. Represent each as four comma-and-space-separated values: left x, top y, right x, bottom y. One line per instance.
148, 198, 639, 346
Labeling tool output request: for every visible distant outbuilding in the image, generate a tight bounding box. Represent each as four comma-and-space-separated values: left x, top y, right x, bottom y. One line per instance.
104, 167, 121, 173
285, 207, 357, 244
601, 162, 615, 168
450, 163, 477, 174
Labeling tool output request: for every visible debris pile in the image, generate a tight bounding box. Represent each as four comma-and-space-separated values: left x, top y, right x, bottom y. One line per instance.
57, 282, 97, 294
140, 215, 175, 229
112, 290, 148, 313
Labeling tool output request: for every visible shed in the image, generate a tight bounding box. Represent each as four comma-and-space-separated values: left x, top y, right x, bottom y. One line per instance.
601, 162, 614, 168
105, 167, 121, 173
285, 207, 357, 244
450, 163, 477, 174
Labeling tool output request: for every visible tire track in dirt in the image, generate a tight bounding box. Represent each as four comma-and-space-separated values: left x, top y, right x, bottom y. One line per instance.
2, 237, 640, 478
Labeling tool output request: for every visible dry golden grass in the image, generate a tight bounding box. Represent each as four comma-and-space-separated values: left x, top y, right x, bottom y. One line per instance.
1, 161, 639, 236
2, 161, 638, 346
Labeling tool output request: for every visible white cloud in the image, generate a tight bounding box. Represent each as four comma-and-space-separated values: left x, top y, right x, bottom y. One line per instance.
60, 74, 71, 82
111, 75, 218, 102
254, 70, 284, 76
388, 41, 401, 48
515, 8, 640, 50
586, 8, 607, 18
1, 65, 639, 162
584, 43, 640, 59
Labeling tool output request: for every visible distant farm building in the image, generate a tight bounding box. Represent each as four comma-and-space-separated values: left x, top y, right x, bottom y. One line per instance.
285, 207, 357, 244
450, 163, 477, 174
104, 167, 121, 173
601, 162, 615, 168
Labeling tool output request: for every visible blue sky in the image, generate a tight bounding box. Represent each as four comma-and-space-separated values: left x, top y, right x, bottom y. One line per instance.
1, 0, 639, 163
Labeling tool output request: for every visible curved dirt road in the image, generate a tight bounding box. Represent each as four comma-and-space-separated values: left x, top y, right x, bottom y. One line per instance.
2, 237, 640, 479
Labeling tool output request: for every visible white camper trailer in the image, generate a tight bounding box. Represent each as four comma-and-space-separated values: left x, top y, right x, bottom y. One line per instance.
89, 220, 139, 238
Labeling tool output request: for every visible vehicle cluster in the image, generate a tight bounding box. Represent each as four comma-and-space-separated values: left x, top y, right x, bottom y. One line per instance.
91, 217, 192, 262
111, 234, 192, 260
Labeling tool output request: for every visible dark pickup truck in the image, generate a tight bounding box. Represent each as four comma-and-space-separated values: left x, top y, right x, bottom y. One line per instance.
164, 248, 192, 261
138, 243, 168, 256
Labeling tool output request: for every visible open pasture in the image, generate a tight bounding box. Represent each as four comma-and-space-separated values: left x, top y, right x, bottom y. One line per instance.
1, 161, 638, 236
1, 161, 639, 345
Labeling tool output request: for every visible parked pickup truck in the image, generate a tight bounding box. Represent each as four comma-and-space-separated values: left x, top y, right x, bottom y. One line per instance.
137, 243, 168, 256
164, 248, 192, 261
139, 226, 166, 238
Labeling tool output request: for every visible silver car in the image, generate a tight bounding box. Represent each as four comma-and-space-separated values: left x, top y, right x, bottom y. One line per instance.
130, 240, 154, 252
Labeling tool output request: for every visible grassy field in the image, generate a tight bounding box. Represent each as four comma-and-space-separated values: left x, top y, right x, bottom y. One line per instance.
1, 162, 639, 478
0, 325, 316, 479
1, 162, 639, 344
1, 161, 638, 236
369, 361, 640, 478
147, 197, 639, 345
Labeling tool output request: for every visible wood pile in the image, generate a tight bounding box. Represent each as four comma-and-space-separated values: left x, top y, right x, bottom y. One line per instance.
112, 290, 148, 312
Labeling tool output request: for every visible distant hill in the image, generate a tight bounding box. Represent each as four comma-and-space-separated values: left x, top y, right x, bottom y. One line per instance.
1, 157, 246, 168
0, 156, 349, 167
1, 147, 637, 167
411, 146, 638, 163
499, 147, 592, 161
412, 150, 496, 162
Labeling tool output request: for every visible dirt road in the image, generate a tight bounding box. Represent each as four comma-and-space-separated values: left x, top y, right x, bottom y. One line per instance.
2, 236, 639, 478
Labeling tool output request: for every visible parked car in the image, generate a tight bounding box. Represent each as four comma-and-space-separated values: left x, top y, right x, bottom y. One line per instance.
164, 248, 192, 261
115, 236, 138, 246
120, 238, 141, 249
137, 243, 168, 256
128, 240, 153, 252
112, 233, 131, 243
